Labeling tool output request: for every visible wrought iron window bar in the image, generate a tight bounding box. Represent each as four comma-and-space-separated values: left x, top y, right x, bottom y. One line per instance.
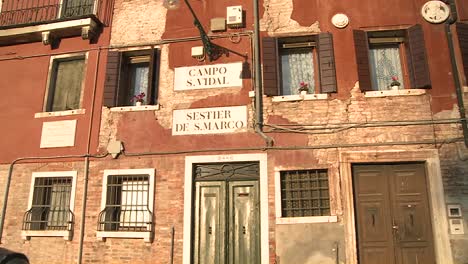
0, 0, 99, 28
22, 177, 74, 231
280, 169, 330, 217
97, 174, 153, 232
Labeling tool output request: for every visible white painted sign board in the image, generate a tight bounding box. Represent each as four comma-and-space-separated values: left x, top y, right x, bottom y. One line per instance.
40, 120, 77, 148
172, 106, 247, 135
174, 62, 243, 91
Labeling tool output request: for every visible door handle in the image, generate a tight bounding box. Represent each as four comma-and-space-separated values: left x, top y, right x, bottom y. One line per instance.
392, 225, 399, 230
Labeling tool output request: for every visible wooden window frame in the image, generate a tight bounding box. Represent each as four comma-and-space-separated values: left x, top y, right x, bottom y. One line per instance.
278, 38, 318, 95
353, 25, 431, 92
368, 40, 410, 90
262, 33, 337, 96
44, 53, 87, 112
103, 49, 159, 108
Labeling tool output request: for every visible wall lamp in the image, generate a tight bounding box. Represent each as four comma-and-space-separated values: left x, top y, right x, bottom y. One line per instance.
163, 0, 221, 61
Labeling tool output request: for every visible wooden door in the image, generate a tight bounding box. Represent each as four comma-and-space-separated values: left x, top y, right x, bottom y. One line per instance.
193, 181, 260, 264
228, 181, 260, 264
353, 164, 436, 264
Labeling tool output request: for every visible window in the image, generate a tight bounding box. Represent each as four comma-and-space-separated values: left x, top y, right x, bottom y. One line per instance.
22, 171, 77, 240
456, 23, 468, 84
103, 49, 159, 107
60, 0, 95, 18
262, 33, 337, 96
354, 25, 431, 91
45, 55, 86, 112
279, 169, 330, 217
97, 169, 155, 242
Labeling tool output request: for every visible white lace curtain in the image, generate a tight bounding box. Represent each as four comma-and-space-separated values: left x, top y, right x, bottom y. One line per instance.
369, 46, 404, 90
281, 49, 314, 95
129, 63, 149, 101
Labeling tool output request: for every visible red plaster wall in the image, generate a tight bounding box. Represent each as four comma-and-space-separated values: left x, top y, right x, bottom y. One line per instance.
0, 29, 111, 163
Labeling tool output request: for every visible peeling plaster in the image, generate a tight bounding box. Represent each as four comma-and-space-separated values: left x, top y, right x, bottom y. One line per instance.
260, 0, 320, 35
110, 0, 168, 45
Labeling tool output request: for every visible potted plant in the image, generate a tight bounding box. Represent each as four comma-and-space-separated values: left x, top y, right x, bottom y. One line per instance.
131, 92, 146, 106
298, 81, 309, 95
390, 76, 401, 90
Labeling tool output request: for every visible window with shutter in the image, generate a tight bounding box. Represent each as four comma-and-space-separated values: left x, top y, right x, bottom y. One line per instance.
261, 34, 337, 96
353, 25, 431, 91
456, 23, 468, 83
45, 55, 86, 112
103, 49, 159, 107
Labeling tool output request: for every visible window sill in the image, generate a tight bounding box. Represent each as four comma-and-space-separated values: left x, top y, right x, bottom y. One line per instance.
276, 215, 338, 225
109, 104, 160, 112
34, 109, 86, 118
272, 93, 328, 102
21, 230, 72, 241
96, 231, 153, 243
364, 89, 426, 98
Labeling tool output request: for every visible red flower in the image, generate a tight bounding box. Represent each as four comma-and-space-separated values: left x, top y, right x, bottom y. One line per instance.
131, 92, 146, 102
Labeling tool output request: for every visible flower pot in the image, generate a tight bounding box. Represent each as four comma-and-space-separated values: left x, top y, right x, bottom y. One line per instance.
300, 90, 307, 96
135, 101, 142, 106
391, 85, 400, 91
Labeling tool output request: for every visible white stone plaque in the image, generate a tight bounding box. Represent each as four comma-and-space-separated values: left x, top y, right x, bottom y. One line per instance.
172, 106, 248, 135
40, 120, 77, 148
174, 62, 243, 91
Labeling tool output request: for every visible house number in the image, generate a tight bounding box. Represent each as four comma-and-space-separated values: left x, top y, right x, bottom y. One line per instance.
217, 155, 234, 161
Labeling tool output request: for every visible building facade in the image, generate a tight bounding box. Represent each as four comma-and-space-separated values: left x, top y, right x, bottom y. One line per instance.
0, 0, 468, 264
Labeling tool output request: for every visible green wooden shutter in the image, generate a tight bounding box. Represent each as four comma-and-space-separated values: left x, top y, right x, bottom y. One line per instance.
456, 23, 468, 81
318, 32, 337, 93
103, 51, 121, 107
405, 24, 431, 89
353, 30, 372, 92
262, 37, 279, 96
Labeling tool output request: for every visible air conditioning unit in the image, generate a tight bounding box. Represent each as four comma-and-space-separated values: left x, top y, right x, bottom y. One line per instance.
226, 6, 243, 28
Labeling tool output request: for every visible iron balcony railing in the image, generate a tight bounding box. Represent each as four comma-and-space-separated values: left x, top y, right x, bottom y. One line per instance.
0, 0, 101, 28
22, 207, 75, 231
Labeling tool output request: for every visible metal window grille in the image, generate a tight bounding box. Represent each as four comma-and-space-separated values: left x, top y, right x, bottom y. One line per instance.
194, 162, 259, 181
97, 174, 153, 232
280, 170, 330, 217
22, 177, 74, 231
0, 0, 99, 28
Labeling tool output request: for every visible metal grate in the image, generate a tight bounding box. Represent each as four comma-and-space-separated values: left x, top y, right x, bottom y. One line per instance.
0, 0, 99, 28
23, 177, 74, 231
97, 174, 153, 232
194, 162, 259, 181
280, 170, 330, 217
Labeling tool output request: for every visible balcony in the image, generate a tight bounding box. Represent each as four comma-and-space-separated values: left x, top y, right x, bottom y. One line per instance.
0, 0, 105, 46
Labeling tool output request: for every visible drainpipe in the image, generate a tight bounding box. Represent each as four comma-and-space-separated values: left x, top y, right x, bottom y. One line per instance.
78, 46, 102, 264
253, 0, 274, 147
445, 1, 468, 147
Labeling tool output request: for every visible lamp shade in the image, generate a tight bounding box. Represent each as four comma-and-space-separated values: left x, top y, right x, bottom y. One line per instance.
163, 0, 181, 10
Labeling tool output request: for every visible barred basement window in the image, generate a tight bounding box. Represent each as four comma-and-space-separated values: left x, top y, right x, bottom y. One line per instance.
280, 169, 330, 217
23, 177, 74, 231
98, 174, 153, 232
